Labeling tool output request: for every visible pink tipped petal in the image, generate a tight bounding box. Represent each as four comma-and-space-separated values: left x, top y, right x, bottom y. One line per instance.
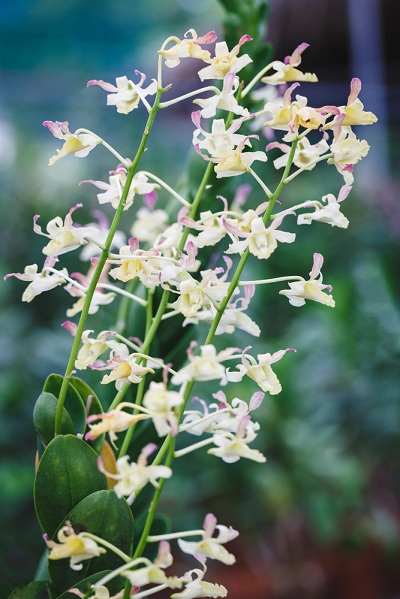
69, 203, 83, 216
141, 443, 158, 460
33, 215, 44, 236
338, 185, 352, 203
288, 42, 310, 66
128, 237, 139, 251
134, 70, 146, 85
185, 240, 198, 263
266, 141, 290, 153
249, 392, 265, 411
212, 390, 227, 404
348, 78, 362, 105
317, 105, 341, 116
222, 255, 233, 273
217, 194, 229, 212
87, 79, 118, 92
283, 82, 300, 106
62, 321, 78, 336
43, 120, 65, 139
231, 34, 253, 56
144, 190, 158, 210
68, 590, 83, 598
333, 113, 345, 141
44, 256, 58, 268
196, 31, 218, 44
80, 179, 111, 191
191, 110, 203, 129
237, 414, 250, 437
268, 210, 295, 231
203, 513, 217, 537
268, 347, 296, 365
187, 340, 198, 360
310, 253, 324, 279
222, 72, 237, 95
221, 216, 245, 237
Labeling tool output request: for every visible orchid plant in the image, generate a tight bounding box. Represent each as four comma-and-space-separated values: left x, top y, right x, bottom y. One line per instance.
6, 14, 376, 599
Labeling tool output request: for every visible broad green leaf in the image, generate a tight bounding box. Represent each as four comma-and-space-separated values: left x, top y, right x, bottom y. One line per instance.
49, 490, 134, 595
43, 374, 86, 435
55, 571, 113, 599
34, 435, 107, 536
8, 581, 49, 599
69, 376, 102, 409
33, 392, 74, 452
69, 376, 105, 454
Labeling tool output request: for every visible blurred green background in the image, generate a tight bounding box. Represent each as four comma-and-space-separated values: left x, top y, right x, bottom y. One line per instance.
1, 0, 400, 597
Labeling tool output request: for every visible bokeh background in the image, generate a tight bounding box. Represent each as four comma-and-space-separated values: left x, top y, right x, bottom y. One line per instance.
1, 0, 400, 597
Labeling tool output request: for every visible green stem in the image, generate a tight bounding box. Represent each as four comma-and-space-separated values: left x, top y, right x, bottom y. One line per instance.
118, 289, 154, 458
55, 89, 164, 435
108, 160, 214, 410
133, 439, 175, 560
128, 140, 299, 568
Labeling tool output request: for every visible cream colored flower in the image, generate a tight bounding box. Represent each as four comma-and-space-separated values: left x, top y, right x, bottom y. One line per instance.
198, 35, 252, 81
121, 542, 181, 589
44, 522, 105, 571
172, 567, 227, 598
143, 382, 183, 437
177, 514, 238, 566
261, 43, 318, 85
158, 29, 217, 68
34, 205, 99, 257
43, 120, 99, 165
279, 252, 335, 307
172, 344, 238, 386
88, 72, 157, 114
227, 347, 294, 394
86, 404, 149, 446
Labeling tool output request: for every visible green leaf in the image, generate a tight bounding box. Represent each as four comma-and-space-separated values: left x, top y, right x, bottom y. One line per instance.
69, 377, 102, 409
49, 490, 134, 595
33, 393, 74, 452
69, 377, 105, 454
34, 435, 107, 537
8, 581, 49, 599
55, 571, 113, 599
43, 374, 86, 435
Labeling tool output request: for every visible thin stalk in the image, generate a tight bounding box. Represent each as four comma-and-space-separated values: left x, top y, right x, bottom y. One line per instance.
147, 530, 204, 542
174, 437, 215, 458
140, 171, 191, 208
239, 275, 304, 286
55, 89, 164, 435
283, 152, 332, 184
118, 289, 154, 458
132, 439, 175, 560
98, 283, 147, 307
241, 62, 274, 98
159, 86, 219, 108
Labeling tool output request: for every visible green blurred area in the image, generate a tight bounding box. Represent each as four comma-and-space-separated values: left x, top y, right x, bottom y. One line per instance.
1, 0, 400, 596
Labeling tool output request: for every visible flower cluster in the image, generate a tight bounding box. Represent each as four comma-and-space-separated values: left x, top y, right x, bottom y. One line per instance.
8, 24, 376, 599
